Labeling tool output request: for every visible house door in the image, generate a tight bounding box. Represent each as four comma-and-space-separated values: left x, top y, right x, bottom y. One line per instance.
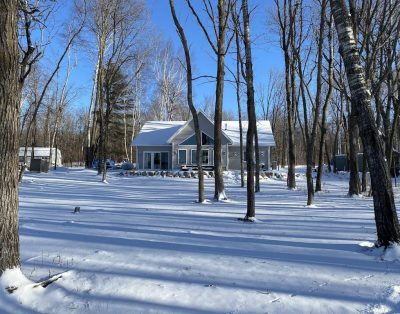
144, 152, 169, 170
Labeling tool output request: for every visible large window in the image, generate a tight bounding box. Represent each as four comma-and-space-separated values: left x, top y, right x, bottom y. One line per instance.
178, 149, 187, 164
161, 153, 168, 169
144, 152, 152, 169
153, 153, 161, 170
202, 149, 209, 164
180, 132, 214, 145
191, 149, 209, 165
143, 152, 169, 170
191, 149, 196, 164
202, 133, 214, 145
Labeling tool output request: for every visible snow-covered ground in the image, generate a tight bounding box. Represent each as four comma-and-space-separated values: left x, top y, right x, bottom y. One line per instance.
1, 167, 400, 313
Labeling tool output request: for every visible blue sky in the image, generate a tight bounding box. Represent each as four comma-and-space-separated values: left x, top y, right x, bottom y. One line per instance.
59, 0, 284, 116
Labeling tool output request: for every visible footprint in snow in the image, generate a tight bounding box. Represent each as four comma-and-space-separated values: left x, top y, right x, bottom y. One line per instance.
363, 285, 400, 313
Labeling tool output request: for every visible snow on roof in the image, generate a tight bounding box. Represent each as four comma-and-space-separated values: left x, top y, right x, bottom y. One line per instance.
19, 147, 61, 157
132, 121, 186, 146
222, 120, 275, 146
133, 120, 275, 147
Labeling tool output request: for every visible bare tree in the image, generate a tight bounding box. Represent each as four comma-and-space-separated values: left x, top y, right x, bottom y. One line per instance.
295, 0, 328, 205
274, 0, 297, 189
186, 0, 234, 201
315, 15, 334, 192
169, 0, 205, 203
242, 0, 257, 220
330, 0, 400, 246
83, 0, 148, 181
152, 43, 186, 121
0, 0, 20, 275
19, 9, 85, 181
232, 6, 245, 188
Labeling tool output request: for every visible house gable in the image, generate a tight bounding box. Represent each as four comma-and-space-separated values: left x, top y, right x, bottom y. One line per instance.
168, 111, 232, 145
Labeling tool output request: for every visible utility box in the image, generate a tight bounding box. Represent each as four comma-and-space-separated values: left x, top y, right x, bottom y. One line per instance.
334, 154, 348, 172
29, 159, 49, 173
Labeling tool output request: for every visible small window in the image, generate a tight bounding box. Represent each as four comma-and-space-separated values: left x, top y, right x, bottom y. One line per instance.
191, 149, 209, 164
202, 149, 209, 164
178, 149, 187, 164
191, 149, 196, 164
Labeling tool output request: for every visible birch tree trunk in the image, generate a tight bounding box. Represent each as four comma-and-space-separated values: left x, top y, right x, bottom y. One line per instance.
0, 0, 20, 274
330, 0, 400, 245
86, 55, 100, 168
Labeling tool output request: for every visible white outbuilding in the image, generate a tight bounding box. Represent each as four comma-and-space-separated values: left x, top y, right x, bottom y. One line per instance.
19, 147, 62, 167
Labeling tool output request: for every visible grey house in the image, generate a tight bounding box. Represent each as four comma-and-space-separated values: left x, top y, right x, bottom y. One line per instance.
132, 111, 275, 171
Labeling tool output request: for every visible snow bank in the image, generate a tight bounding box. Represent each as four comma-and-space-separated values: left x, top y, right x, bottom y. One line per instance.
382, 244, 400, 262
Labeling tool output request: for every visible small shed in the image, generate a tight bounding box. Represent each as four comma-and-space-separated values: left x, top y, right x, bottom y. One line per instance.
334, 153, 367, 172
333, 154, 348, 172
19, 147, 62, 167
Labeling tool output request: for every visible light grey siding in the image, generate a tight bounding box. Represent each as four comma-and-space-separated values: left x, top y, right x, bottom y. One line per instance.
228, 146, 271, 170
136, 146, 172, 170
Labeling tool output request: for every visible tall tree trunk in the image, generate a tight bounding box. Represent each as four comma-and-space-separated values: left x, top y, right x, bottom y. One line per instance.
315, 126, 326, 192
169, 0, 204, 203
316, 17, 334, 191
286, 68, 296, 189
361, 150, 368, 192
234, 15, 245, 188
243, 0, 256, 219
213, 0, 228, 201
86, 55, 100, 168
0, 0, 20, 274
297, 0, 327, 206
330, 0, 400, 246
348, 110, 361, 195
